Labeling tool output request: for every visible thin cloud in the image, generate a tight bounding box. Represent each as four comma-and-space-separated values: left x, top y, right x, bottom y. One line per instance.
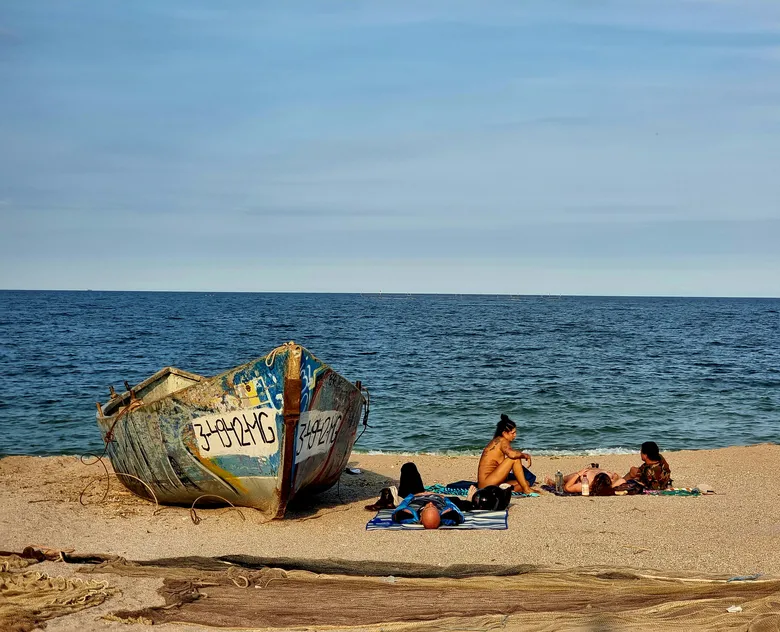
241, 206, 416, 219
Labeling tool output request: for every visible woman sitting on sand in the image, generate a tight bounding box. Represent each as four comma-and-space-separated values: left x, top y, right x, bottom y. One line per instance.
624, 441, 672, 490
477, 414, 535, 494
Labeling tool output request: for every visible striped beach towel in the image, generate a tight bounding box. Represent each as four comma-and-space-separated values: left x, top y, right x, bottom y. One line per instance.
366, 508, 508, 531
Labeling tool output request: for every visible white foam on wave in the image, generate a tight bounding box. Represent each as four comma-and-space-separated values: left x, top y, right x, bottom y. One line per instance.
356, 449, 481, 457
353, 447, 638, 457
533, 447, 638, 457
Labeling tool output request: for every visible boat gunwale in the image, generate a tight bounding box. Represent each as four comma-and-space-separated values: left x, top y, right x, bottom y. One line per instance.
99, 366, 206, 418
99, 342, 359, 419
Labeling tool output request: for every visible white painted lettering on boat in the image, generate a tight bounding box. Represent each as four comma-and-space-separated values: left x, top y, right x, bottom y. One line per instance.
295, 410, 342, 463
191, 407, 279, 458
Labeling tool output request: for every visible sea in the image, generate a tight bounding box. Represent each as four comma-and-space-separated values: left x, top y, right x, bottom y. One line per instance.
0, 291, 778, 458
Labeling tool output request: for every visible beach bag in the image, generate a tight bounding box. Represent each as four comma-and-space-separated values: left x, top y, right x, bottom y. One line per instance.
472, 485, 512, 511
612, 480, 644, 495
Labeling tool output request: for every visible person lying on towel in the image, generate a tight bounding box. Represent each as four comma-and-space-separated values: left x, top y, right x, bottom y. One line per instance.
624, 441, 672, 490
391, 486, 513, 529
389, 462, 468, 529
477, 414, 536, 494
392, 493, 465, 529
369, 462, 512, 528
559, 466, 626, 495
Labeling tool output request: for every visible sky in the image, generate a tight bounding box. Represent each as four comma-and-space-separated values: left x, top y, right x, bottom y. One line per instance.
1, 1, 779, 296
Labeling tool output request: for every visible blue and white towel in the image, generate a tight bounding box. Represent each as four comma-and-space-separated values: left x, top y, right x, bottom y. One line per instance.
366, 508, 508, 530
424, 484, 538, 498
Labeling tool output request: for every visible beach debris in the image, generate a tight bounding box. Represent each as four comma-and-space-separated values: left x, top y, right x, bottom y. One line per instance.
345, 467, 362, 475
726, 605, 743, 613
727, 573, 762, 582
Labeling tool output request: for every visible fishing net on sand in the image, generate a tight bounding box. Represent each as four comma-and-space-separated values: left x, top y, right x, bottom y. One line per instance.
0, 554, 117, 632
74, 554, 780, 631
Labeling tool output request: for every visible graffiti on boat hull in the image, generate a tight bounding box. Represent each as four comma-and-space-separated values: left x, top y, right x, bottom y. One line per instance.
295, 410, 343, 463
191, 407, 279, 458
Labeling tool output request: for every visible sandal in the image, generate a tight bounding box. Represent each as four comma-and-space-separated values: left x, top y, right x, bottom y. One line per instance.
364, 487, 396, 511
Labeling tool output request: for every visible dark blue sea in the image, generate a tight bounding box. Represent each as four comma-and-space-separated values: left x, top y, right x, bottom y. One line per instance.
0, 291, 778, 458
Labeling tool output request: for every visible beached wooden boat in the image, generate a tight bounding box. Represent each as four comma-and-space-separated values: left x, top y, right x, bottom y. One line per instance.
96, 342, 369, 520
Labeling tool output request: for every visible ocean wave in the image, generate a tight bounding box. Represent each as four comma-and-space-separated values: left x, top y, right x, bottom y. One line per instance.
353, 446, 638, 457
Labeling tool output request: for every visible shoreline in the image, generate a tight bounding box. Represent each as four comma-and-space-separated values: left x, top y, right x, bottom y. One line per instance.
3, 441, 767, 460
352, 445, 724, 457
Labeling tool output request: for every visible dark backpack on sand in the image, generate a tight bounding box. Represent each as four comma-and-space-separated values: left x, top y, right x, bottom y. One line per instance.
611, 479, 645, 495
472, 485, 512, 511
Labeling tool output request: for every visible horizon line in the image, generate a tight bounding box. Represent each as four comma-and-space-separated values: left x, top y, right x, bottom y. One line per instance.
1, 288, 778, 300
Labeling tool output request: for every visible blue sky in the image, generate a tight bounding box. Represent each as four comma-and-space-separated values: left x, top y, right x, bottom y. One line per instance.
1, 1, 779, 296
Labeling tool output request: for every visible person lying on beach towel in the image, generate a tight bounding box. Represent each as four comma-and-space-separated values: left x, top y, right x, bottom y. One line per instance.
477, 414, 535, 494
392, 492, 466, 529
391, 484, 512, 528
624, 441, 672, 490
555, 466, 626, 495
392, 463, 476, 529
367, 462, 511, 528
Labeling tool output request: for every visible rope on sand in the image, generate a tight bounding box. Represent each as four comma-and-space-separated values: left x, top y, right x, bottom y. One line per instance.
79, 469, 161, 511
80, 397, 160, 510
189, 495, 246, 525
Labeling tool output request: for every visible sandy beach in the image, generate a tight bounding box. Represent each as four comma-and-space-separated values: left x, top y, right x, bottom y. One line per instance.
2, 444, 779, 630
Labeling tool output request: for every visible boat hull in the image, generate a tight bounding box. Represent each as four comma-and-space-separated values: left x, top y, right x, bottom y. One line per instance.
96, 343, 366, 519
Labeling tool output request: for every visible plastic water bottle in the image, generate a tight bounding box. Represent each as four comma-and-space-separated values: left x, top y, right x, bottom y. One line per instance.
581, 474, 590, 496
555, 471, 564, 494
